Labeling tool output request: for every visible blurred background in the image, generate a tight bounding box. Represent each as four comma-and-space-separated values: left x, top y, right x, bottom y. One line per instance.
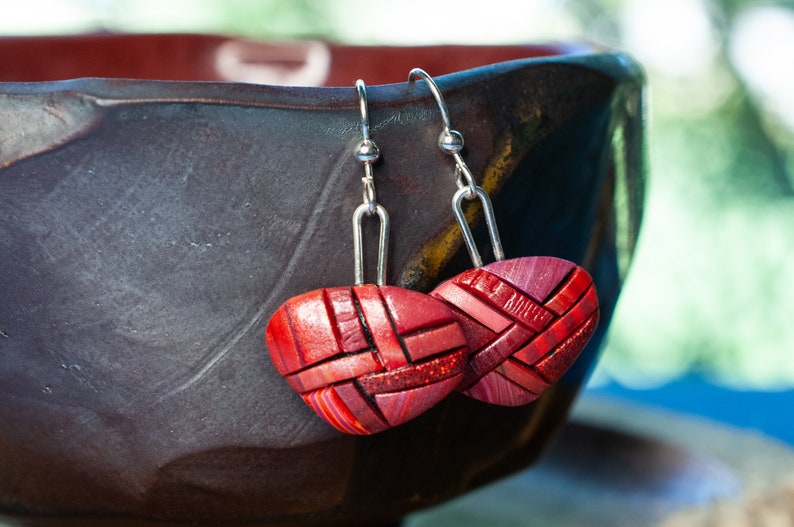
4, 0, 792, 442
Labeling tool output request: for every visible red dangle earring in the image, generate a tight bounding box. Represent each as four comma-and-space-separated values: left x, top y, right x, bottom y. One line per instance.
407, 68, 600, 407
264, 79, 469, 434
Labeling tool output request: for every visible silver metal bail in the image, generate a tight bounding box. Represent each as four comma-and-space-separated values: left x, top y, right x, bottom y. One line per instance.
353, 202, 389, 286
352, 79, 389, 286
452, 186, 504, 268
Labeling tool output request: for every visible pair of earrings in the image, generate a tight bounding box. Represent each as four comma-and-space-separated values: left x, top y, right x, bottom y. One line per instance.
265, 70, 599, 435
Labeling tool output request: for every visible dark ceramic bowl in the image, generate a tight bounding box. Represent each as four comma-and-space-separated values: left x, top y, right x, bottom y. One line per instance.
0, 35, 645, 526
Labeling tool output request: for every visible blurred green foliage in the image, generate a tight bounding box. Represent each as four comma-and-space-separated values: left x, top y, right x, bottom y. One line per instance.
574, 0, 794, 389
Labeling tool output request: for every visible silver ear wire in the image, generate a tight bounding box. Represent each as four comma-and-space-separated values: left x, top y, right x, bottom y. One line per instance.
352, 79, 389, 286
355, 79, 380, 215
407, 68, 453, 130
408, 68, 478, 198
407, 68, 504, 267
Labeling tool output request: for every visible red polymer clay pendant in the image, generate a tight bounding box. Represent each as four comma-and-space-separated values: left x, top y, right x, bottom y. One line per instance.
430, 256, 599, 406
405, 68, 600, 408
266, 78, 471, 434
265, 284, 468, 434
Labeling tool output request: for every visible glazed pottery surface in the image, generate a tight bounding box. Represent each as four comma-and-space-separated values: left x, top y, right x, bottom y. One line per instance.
0, 35, 645, 526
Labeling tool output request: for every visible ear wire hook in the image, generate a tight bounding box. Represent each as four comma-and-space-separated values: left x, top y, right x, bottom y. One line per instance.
408, 68, 478, 199
407, 68, 504, 268
356, 78, 378, 215
353, 79, 389, 286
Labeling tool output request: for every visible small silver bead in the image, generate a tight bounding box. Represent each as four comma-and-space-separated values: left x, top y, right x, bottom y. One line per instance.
438, 129, 464, 154
355, 139, 380, 163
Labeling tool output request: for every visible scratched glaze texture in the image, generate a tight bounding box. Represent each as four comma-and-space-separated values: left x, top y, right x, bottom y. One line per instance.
0, 38, 645, 526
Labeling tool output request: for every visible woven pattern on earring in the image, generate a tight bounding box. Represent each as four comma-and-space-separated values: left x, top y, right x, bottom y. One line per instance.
431, 256, 598, 406
266, 284, 467, 434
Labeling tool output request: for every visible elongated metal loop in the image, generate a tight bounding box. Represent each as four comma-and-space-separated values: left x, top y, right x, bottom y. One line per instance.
353, 203, 389, 286
452, 186, 504, 268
